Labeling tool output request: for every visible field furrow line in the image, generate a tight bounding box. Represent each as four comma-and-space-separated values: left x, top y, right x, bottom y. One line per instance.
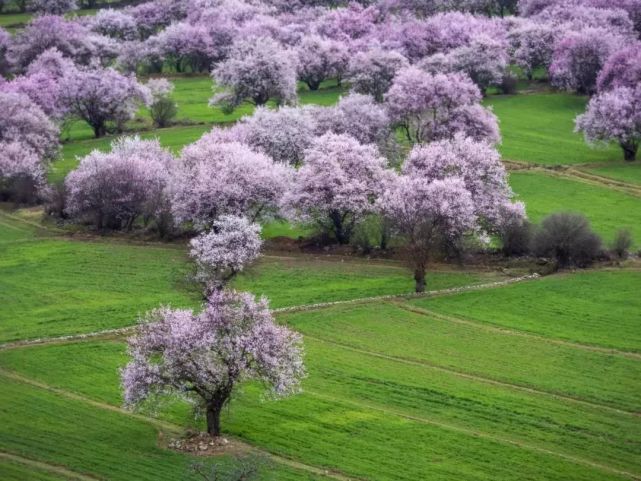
305, 390, 641, 481
303, 335, 639, 418
392, 303, 641, 360
0, 274, 541, 351
508, 163, 641, 197
0, 368, 361, 481
272, 274, 540, 314
0, 451, 103, 481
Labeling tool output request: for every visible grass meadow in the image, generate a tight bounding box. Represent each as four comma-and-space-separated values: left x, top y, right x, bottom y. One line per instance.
1, 18, 641, 480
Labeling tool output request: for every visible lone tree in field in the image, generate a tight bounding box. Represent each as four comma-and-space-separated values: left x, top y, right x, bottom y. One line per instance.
575, 85, 641, 161
122, 289, 305, 438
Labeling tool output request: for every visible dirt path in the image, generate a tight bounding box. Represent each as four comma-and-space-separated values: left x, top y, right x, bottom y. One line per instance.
505, 160, 641, 197
306, 390, 641, 481
0, 274, 541, 352
0, 368, 358, 481
0, 451, 102, 481
303, 335, 639, 418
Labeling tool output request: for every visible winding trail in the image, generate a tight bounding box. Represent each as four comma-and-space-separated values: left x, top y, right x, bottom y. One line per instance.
0, 274, 541, 351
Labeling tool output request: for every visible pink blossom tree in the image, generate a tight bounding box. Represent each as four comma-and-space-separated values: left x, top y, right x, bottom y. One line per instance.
153, 21, 231, 73
309, 93, 392, 149
445, 35, 508, 93
508, 20, 557, 80
385, 66, 499, 144
26, 47, 75, 78
27, 0, 77, 14
190, 215, 262, 290
402, 135, 523, 225
127, 0, 187, 38
329, 93, 391, 146
0, 92, 59, 161
122, 289, 305, 438
283, 133, 390, 244
237, 106, 315, 167
65, 136, 175, 230
550, 28, 625, 95
296, 34, 349, 90
347, 47, 409, 102
575, 85, 641, 161
60, 67, 151, 137
0, 71, 67, 120
379, 175, 477, 292
0, 141, 45, 202
597, 43, 641, 92
171, 139, 292, 229
211, 37, 297, 112
7, 15, 117, 73
90, 9, 139, 41
147, 78, 177, 128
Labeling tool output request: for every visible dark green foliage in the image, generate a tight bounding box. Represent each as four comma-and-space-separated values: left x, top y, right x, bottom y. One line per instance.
500, 219, 532, 256
150, 97, 177, 128
531, 212, 602, 268
610, 229, 633, 259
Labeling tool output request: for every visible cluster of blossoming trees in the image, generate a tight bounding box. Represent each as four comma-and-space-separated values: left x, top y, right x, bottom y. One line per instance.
1, 0, 640, 438
0, 0, 637, 208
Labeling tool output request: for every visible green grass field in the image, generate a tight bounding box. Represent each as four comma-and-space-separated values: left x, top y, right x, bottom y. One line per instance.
584, 162, 641, 185
411, 269, 641, 352
4, 53, 641, 481
233, 256, 506, 308
2, 212, 641, 479
486, 94, 622, 166
510, 171, 641, 245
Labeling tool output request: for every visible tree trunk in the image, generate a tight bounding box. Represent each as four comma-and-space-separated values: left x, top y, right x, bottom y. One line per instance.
621, 141, 637, 162
92, 124, 105, 138
306, 80, 320, 91
414, 267, 426, 293
206, 402, 222, 437
329, 210, 349, 244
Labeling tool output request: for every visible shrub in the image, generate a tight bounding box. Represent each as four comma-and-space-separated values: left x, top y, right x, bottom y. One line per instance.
499, 72, 518, 95
610, 229, 633, 259
531, 212, 602, 268
500, 219, 532, 256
